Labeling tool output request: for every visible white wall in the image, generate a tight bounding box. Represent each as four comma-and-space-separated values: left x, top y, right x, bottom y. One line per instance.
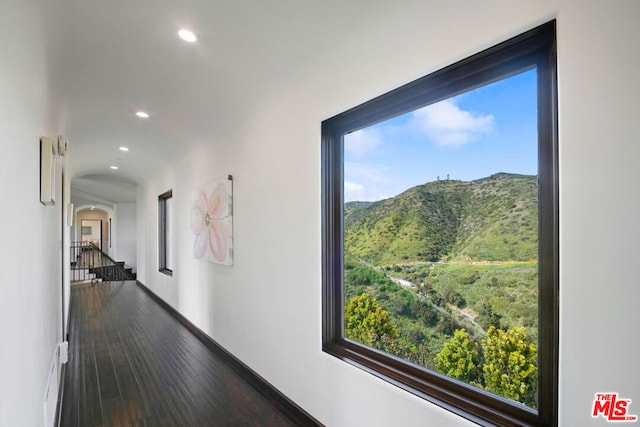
138, 180, 178, 305
115, 202, 137, 271
137, 1, 640, 426
0, 0, 64, 426
556, 1, 640, 425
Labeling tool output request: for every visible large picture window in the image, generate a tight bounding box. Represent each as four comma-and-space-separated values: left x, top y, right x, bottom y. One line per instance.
322, 21, 558, 426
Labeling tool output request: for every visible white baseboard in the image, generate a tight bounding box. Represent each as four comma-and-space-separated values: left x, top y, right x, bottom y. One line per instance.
43, 342, 66, 427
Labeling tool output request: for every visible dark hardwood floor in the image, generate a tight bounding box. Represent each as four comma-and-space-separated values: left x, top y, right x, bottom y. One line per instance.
59, 281, 319, 427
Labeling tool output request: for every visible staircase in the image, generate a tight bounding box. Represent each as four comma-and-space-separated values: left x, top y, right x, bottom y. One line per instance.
71, 241, 136, 283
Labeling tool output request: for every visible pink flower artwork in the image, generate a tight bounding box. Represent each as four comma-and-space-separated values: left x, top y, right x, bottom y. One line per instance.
191, 175, 233, 265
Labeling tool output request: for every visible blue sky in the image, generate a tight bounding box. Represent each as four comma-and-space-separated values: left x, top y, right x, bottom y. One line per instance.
344, 68, 538, 202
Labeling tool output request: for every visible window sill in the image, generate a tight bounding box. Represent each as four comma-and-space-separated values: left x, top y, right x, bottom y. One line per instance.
159, 268, 173, 277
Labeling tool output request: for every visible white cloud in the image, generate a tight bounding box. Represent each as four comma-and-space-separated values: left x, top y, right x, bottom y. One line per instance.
344, 128, 382, 157
344, 162, 393, 202
344, 181, 365, 202
412, 99, 494, 146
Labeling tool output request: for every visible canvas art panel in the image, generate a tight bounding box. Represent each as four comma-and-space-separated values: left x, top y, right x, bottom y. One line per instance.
191, 175, 233, 265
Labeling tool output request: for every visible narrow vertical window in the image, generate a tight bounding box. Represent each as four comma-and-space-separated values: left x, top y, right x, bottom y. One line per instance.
159, 190, 173, 275
322, 21, 558, 426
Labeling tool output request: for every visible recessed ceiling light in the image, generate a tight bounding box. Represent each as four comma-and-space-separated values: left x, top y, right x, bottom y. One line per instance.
178, 29, 197, 43
110, 165, 119, 170
136, 111, 149, 119
119, 146, 129, 152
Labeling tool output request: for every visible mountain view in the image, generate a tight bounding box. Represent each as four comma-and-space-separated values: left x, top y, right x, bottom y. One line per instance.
345, 172, 537, 264
343, 172, 539, 407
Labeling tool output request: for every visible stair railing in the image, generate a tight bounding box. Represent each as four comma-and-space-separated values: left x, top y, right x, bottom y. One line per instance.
70, 241, 135, 283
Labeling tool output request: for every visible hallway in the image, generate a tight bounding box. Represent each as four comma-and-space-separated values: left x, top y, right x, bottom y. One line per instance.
59, 282, 319, 427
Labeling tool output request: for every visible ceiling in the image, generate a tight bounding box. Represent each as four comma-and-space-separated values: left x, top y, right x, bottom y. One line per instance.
46, 0, 396, 206
72, 174, 137, 206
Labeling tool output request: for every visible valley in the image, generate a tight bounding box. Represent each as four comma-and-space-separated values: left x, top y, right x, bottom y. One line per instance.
343, 173, 539, 406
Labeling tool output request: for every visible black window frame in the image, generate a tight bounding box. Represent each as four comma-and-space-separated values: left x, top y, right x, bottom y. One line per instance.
321, 21, 558, 427
158, 189, 173, 276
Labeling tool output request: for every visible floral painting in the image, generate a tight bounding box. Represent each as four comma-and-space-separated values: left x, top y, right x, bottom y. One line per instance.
191, 175, 233, 265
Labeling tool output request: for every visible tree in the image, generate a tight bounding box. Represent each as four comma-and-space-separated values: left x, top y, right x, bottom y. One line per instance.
481, 326, 537, 406
436, 315, 458, 335
476, 301, 502, 330
344, 293, 398, 347
436, 329, 480, 384
435, 326, 538, 408
410, 300, 438, 326
440, 284, 466, 307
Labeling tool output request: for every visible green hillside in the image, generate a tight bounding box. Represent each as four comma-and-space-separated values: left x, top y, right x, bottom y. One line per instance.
454, 173, 537, 261
344, 173, 537, 265
344, 256, 539, 365
343, 173, 539, 407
